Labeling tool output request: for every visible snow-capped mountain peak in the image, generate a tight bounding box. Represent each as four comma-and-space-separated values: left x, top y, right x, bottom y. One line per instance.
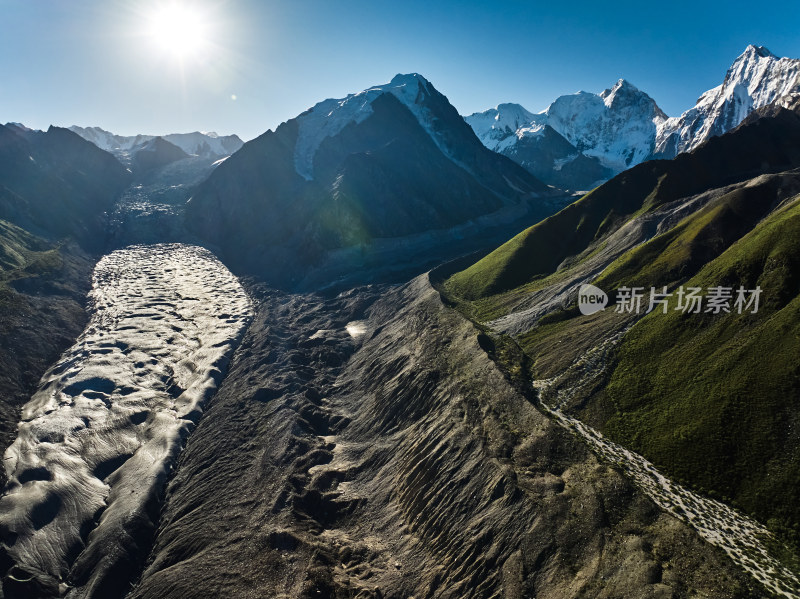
469, 45, 800, 190
599, 79, 663, 116
158, 131, 244, 157
293, 73, 451, 180
381, 72, 434, 104
542, 81, 665, 171
495, 102, 537, 118
600, 78, 631, 106
466, 80, 665, 189
722, 45, 799, 106
740, 44, 777, 61
68, 126, 244, 159
465, 103, 543, 152
655, 45, 800, 156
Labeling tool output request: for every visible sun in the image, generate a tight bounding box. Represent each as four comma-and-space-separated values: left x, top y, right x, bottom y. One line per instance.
148, 3, 209, 60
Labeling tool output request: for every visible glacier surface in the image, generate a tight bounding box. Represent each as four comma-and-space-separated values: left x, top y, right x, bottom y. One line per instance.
0, 244, 251, 593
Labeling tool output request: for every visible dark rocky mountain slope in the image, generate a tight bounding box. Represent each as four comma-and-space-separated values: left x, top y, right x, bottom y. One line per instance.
0, 124, 131, 491
186, 74, 564, 287
0, 124, 130, 249
127, 275, 762, 598
130, 137, 189, 173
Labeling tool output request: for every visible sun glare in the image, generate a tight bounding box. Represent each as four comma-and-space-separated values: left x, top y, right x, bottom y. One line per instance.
148, 3, 209, 60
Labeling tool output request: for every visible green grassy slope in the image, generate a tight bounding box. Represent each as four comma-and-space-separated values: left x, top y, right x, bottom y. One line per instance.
448, 187, 800, 548
594, 176, 784, 292
601, 193, 800, 544
440, 107, 800, 559
505, 178, 787, 383
0, 219, 61, 282
443, 166, 661, 300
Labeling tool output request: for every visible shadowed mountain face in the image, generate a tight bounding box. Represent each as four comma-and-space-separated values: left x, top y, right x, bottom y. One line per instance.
186, 75, 561, 287
502, 124, 614, 191
130, 137, 189, 173
0, 124, 131, 249
0, 125, 131, 489
443, 102, 800, 561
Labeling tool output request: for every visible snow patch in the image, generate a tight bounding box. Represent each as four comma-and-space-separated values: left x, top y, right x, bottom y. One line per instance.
464, 103, 542, 152
552, 153, 579, 171
345, 321, 367, 338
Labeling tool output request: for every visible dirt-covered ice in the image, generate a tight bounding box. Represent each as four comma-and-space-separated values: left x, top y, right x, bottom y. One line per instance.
0, 244, 251, 596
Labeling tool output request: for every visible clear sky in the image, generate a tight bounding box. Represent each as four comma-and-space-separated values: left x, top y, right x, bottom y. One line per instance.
2, 0, 800, 141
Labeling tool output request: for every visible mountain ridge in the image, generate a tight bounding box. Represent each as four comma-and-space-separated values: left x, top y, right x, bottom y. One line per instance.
469, 45, 800, 191
68, 126, 244, 159
466, 77, 666, 191
655, 44, 800, 156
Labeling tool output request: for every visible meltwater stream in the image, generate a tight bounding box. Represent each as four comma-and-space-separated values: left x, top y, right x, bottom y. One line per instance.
0, 244, 252, 597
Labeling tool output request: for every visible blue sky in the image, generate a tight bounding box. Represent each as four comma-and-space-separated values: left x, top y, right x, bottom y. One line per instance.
2, 0, 799, 141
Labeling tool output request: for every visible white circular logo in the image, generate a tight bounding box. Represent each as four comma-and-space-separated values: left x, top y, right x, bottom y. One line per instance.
578, 284, 608, 315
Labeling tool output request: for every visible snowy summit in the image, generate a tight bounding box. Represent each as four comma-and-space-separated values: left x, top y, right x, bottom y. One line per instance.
69, 126, 244, 159
467, 45, 800, 190
654, 45, 800, 156
293, 73, 450, 180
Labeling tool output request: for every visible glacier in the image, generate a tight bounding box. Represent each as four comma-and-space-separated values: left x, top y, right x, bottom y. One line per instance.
0, 244, 251, 595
